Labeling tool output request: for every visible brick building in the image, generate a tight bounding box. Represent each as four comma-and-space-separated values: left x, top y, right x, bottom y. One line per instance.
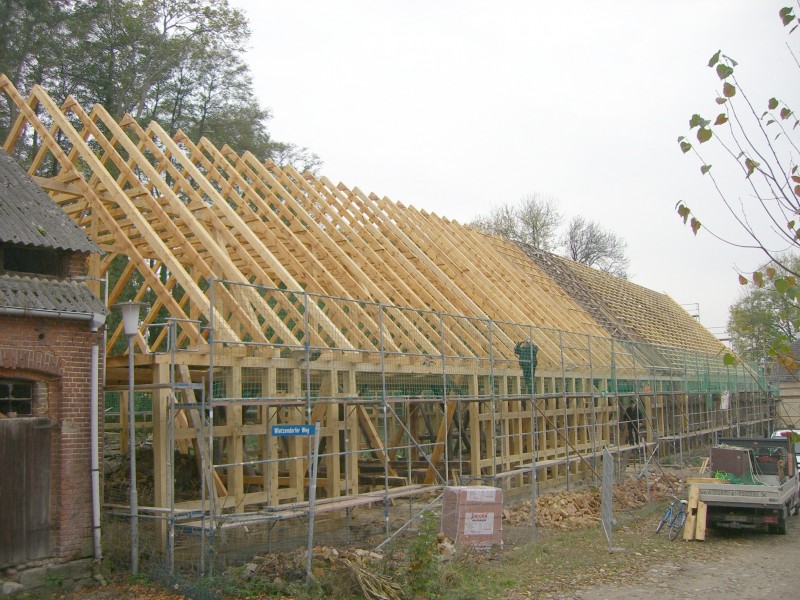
0, 149, 106, 592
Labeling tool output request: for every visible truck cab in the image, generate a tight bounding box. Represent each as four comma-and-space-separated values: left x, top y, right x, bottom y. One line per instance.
771, 429, 800, 472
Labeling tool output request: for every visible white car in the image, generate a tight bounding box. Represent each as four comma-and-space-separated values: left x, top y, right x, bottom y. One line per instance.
771, 429, 800, 471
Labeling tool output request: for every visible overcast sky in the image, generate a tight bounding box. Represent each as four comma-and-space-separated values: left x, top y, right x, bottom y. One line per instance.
229, 1, 795, 335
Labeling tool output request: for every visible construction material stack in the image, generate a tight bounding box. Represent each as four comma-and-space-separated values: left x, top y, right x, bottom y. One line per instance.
440, 486, 503, 547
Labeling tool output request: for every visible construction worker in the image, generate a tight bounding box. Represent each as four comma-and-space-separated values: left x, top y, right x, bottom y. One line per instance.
624, 398, 641, 445
514, 339, 538, 394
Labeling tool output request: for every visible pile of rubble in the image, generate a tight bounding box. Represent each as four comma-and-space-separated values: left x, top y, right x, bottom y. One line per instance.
224, 475, 682, 599
239, 546, 402, 600
503, 474, 682, 529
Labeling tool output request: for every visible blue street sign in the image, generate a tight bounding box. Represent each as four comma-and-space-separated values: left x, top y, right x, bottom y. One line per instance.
271, 424, 317, 437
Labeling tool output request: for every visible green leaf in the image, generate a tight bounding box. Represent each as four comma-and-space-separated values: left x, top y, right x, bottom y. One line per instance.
689, 114, 710, 129
788, 220, 796, 230
716, 63, 734, 79
708, 50, 721, 67
775, 277, 790, 294
745, 157, 760, 177
780, 107, 793, 120
780, 6, 795, 26
753, 271, 764, 287
680, 140, 692, 153
676, 203, 691, 223
697, 127, 712, 143
714, 113, 728, 126
690, 217, 701, 235
723, 82, 736, 97
722, 352, 737, 367
769, 97, 779, 110
700, 164, 712, 175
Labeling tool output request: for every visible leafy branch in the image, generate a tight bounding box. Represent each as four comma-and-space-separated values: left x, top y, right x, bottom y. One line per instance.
677, 5, 800, 368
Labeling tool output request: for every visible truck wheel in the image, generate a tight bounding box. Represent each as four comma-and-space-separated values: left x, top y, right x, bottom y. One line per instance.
780, 516, 789, 535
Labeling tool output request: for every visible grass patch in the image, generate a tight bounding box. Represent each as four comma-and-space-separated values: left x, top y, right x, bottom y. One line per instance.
438, 499, 712, 599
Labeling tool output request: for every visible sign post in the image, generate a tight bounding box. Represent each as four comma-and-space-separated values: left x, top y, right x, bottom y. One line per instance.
271, 423, 320, 583
271, 424, 317, 437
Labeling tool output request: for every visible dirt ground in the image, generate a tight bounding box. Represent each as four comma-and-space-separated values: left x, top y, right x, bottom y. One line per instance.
39, 470, 800, 600
551, 517, 800, 600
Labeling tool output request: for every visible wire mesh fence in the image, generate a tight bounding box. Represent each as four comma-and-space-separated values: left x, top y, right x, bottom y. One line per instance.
101, 279, 779, 581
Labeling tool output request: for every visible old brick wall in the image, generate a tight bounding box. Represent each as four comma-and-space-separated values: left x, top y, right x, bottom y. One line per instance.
63, 252, 90, 279
0, 314, 104, 564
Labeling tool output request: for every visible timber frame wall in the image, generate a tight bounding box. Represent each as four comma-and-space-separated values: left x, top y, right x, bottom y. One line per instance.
0, 76, 776, 526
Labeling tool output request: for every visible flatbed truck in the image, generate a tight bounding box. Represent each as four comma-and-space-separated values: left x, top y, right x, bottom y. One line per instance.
694, 437, 800, 534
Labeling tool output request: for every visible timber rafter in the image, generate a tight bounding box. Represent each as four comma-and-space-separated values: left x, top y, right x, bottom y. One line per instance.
0, 74, 725, 368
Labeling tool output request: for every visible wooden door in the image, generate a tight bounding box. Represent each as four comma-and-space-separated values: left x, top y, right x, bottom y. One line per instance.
0, 418, 51, 567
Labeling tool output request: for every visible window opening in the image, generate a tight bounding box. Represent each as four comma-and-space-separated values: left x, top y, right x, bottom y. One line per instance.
1, 244, 63, 276
0, 379, 34, 416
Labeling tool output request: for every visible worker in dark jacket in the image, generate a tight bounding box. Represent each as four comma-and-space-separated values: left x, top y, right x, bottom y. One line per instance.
514, 339, 538, 394
624, 398, 641, 444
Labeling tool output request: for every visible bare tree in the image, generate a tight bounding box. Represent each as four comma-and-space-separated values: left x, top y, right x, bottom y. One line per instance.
562, 216, 629, 278
469, 193, 562, 251
516, 193, 562, 251
470, 204, 519, 240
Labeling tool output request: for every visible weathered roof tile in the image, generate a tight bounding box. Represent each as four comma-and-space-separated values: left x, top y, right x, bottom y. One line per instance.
0, 274, 106, 316
0, 149, 99, 253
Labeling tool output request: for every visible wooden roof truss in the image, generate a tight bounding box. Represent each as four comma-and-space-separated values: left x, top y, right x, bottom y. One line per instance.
0, 75, 726, 376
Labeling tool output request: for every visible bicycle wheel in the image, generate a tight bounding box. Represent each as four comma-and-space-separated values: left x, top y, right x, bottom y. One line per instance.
668, 509, 687, 540
655, 508, 672, 533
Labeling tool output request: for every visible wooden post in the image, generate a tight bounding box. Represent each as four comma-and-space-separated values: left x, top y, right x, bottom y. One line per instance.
152, 363, 169, 552
229, 366, 244, 512
343, 368, 359, 495
468, 374, 480, 481
260, 367, 279, 506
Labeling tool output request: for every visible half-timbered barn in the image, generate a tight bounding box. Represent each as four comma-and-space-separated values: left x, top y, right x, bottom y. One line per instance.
0, 75, 774, 570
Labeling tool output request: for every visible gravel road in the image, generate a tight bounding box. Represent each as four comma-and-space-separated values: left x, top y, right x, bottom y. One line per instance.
572, 516, 800, 599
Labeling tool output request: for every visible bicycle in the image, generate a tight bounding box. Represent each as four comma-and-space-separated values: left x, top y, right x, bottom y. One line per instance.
655, 495, 688, 541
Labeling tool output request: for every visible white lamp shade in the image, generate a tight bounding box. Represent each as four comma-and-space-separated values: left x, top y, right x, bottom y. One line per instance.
112, 302, 148, 336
